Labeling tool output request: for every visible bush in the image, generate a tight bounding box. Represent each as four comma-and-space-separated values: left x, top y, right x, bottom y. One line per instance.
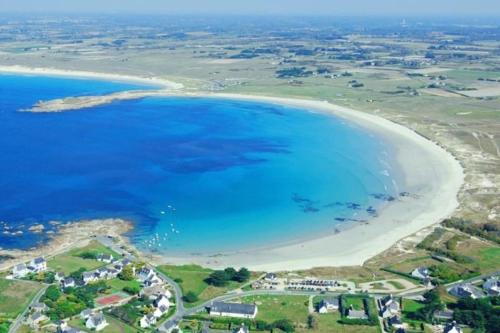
183, 291, 199, 303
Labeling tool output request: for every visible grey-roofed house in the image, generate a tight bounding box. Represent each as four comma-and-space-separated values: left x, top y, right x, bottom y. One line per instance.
83, 272, 98, 284
449, 284, 484, 299
55, 272, 65, 282
434, 309, 454, 321
80, 309, 93, 320
97, 253, 114, 263
139, 313, 157, 328
12, 263, 29, 278
62, 278, 76, 289
411, 267, 430, 280
347, 308, 368, 320
85, 313, 108, 331
28, 312, 48, 327
483, 276, 500, 296
318, 298, 339, 313
29, 257, 47, 272
388, 315, 404, 329
444, 321, 463, 333
31, 302, 48, 312
209, 301, 258, 319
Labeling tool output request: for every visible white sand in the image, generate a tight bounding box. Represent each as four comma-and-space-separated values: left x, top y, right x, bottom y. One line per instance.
162, 94, 465, 271
0, 66, 465, 271
0, 65, 183, 90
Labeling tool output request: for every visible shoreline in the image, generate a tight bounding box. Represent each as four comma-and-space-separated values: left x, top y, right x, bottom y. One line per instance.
0, 66, 465, 271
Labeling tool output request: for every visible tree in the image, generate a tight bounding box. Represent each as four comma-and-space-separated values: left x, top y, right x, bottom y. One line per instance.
182, 291, 199, 303
234, 268, 250, 282
119, 265, 134, 281
123, 285, 140, 295
224, 267, 237, 280
69, 267, 87, 280
307, 314, 317, 329
206, 270, 230, 287
44, 285, 62, 302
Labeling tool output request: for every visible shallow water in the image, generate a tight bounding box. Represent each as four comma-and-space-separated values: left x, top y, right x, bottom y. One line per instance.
0, 74, 402, 253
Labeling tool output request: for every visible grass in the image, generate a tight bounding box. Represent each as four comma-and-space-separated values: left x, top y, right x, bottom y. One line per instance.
297, 312, 381, 333
240, 295, 309, 324
48, 240, 120, 274
342, 296, 365, 311
70, 314, 139, 333
0, 279, 43, 318
386, 280, 406, 290
157, 264, 254, 307
106, 278, 141, 294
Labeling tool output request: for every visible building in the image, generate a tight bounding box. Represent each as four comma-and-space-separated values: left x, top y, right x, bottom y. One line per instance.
318, 298, 339, 313
380, 295, 400, 318
483, 276, 500, 296
83, 272, 98, 284
55, 272, 65, 282
86, 313, 108, 331
448, 284, 484, 299
80, 309, 93, 320
234, 324, 249, 333
388, 315, 404, 329
209, 302, 258, 319
106, 268, 119, 279
31, 302, 48, 313
411, 267, 430, 280
144, 276, 162, 287
62, 278, 76, 289
140, 285, 171, 300
264, 273, 278, 282
140, 313, 157, 328
12, 263, 29, 278
153, 305, 169, 318
138, 267, 156, 282
96, 253, 114, 263
444, 321, 463, 333
57, 321, 84, 333
28, 257, 47, 272
434, 309, 454, 321
95, 267, 109, 279
347, 308, 368, 320
154, 295, 170, 309
28, 312, 48, 328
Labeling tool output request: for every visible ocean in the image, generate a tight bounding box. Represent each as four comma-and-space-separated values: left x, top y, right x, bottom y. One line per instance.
0, 73, 401, 254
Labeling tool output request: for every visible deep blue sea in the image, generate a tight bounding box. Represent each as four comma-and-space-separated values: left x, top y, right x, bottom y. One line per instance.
0, 73, 402, 254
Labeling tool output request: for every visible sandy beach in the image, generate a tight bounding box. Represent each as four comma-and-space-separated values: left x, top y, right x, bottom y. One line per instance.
0, 66, 465, 271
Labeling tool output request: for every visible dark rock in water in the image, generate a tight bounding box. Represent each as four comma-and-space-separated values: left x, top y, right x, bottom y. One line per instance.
346, 202, 362, 210
371, 193, 395, 201
334, 217, 346, 222
303, 205, 320, 213
324, 201, 343, 208
366, 206, 377, 215
399, 191, 411, 197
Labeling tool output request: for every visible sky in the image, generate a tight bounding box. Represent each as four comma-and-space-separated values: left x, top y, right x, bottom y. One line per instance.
0, 0, 499, 16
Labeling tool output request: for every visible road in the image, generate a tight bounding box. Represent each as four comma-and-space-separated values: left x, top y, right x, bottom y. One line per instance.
9, 284, 48, 333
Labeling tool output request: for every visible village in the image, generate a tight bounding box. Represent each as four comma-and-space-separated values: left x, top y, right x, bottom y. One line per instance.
1, 235, 498, 333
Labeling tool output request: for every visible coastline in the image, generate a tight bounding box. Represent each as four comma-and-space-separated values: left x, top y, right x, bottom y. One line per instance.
0, 66, 465, 271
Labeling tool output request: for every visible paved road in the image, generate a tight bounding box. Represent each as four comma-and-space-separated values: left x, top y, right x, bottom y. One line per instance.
9, 284, 48, 333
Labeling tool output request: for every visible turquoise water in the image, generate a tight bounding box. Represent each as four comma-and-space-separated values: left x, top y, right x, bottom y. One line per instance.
0, 73, 401, 254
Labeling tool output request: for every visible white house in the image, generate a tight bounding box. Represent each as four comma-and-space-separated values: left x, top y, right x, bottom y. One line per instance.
54, 272, 65, 283
83, 272, 98, 284
86, 313, 108, 331
97, 253, 114, 263
483, 277, 500, 296
80, 309, 93, 320
12, 263, 29, 278
381, 295, 400, 318
411, 267, 430, 280
444, 321, 463, 333
144, 277, 162, 287
62, 278, 76, 289
234, 324, 249, 333
31, 302, 48, 313
449, 284, 484, 299
318, 298, 339, 313
388, 315, 404, 329
138, 267, 156, 282
28, 312, 48, 328
140, 314, 157, 328
140, 285, 171, 300
264, 273, 278, 282
154, 295, 170, 309
209, 302, 258, 319
28, 257, 47, 272
153, 305, 169, 318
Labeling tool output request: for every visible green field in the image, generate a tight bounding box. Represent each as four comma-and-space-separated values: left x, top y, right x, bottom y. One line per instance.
0, 279, 43, 318
70, 314, 138, 333
241, 295, 309, 324
341, 296, 365, 311
106, 278, 141, 294
157, 264, 250, 307
297, 313, 381, 333
48, 241, 120, 274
